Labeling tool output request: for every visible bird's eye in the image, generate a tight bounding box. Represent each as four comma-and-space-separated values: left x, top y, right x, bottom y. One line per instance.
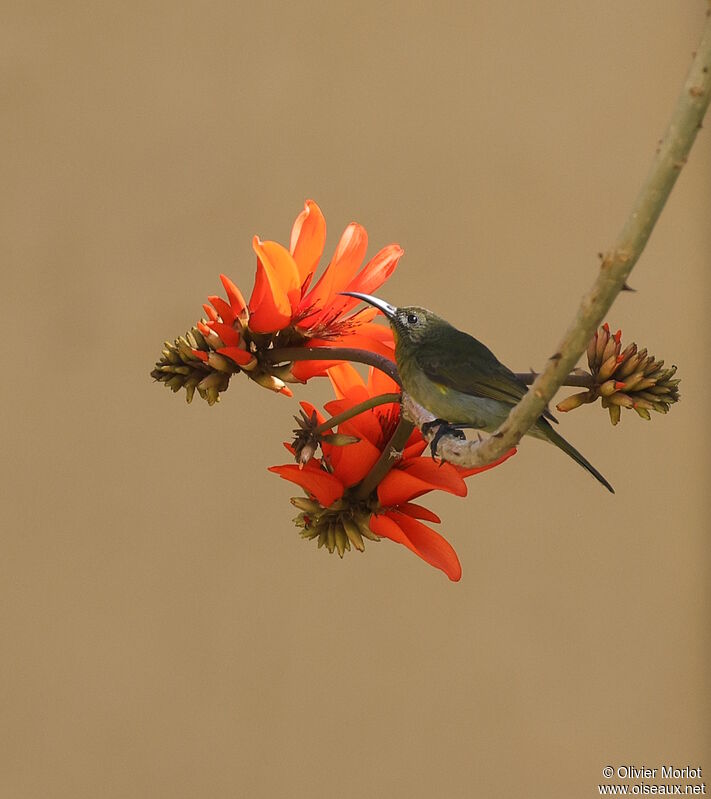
406, 313, 419, 325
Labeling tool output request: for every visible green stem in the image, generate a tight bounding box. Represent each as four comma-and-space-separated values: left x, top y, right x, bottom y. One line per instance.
315, 393, 401, 434
354, 416, 415, 500
263, 346, 401, 385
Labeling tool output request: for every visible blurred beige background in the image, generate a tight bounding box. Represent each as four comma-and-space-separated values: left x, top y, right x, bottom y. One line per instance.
2, 2, 709, 797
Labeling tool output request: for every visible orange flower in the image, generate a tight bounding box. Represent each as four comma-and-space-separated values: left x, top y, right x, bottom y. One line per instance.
198, 200, 403, 384
269, 364, 516, 581
152, 201, 402, 404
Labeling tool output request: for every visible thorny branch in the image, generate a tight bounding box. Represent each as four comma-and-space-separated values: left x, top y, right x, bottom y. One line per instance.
405, 14, 711, 468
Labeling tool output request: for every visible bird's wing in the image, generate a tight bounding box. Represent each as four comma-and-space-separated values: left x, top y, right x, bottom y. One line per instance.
416, 331, 558, 422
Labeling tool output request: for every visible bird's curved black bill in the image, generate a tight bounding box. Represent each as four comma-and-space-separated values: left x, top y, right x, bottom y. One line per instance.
339, 292, 397, 320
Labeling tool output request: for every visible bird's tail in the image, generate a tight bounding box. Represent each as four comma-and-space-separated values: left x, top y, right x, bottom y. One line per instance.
541, 423, 615, 494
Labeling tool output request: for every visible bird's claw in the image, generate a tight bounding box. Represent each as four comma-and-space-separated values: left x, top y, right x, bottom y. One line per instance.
421, 419, 466, 461
421, 418, 443, 437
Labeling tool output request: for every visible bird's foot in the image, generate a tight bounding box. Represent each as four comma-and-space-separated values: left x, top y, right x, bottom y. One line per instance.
421, 419, 467, 460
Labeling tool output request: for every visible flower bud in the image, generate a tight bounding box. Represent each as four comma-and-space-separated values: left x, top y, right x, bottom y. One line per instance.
334, 523, 350, 557
321, 433, 361, 446
342, 517, 366, 552
556, 391, 593, 412
207, 352, 237, 373
558, 325, 680, 425
290, 497, 322, 514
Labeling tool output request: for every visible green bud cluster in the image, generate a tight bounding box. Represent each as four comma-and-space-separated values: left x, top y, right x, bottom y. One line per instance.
150, 326, 232, 405
557, 324, 681, 425
151, 320, 306, 404
291, 497, 380, 558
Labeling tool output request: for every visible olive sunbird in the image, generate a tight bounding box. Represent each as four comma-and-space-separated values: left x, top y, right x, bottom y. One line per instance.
341, 292, 614, 494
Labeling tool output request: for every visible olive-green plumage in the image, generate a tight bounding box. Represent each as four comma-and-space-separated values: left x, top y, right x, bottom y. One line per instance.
342, 292, 614, 493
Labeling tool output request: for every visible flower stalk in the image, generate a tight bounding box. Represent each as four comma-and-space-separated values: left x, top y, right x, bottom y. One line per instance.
312, 393, 402, 435
354, 416, 416, 500
263, 346, 401, 385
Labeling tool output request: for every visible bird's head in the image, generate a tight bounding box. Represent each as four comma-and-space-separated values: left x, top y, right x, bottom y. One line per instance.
340, 292, 438, 346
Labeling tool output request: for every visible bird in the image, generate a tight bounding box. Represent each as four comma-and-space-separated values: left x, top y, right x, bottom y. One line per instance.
340, 291, 614, 493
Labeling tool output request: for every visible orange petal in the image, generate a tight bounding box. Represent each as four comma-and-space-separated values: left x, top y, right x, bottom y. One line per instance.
398, 502, 441, 524
289, 200, 326, 285
370, 511, 461, 581
391, 512, 461, 581
377, 459, 467, 505
404, 427, 424, 447
330, 434, 381, 488
323, 397, 383, 445
377, 469, 437, 506
344, 402, 398, 445
252, 237, 301, 311
219, 274, 247, 317
202, 303, 218, 321
322, 398, 350, 417
217, 346, 254, 366
402, 439, 427, 460
331, 331, 396, 359
346, 244, 403, 295
402, 459, 468, 496
268, 464, 344, 507
197, 321, 212, 339
298, 223, 368, 323
352, 322, 396, 349
323, 387, 371, 412
248, 258, 292, 333
290, 360, 341, 381
329, 244, 403, 317
327, 363, 366, 398
209, 321, 241, 347
367, 364, 400, 396
208, 295, 236, 326
191, 349, 208, 362
456, 447, 517, 478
